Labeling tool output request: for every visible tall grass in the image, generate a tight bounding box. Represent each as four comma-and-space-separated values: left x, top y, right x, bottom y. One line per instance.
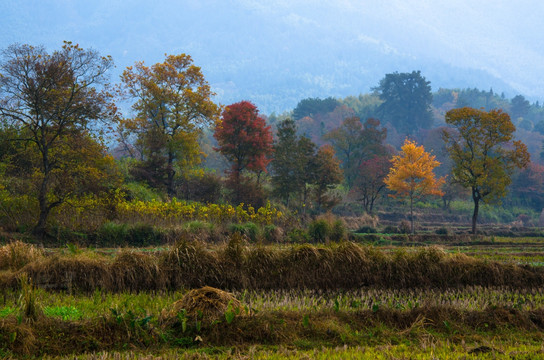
2, 240, 544, 293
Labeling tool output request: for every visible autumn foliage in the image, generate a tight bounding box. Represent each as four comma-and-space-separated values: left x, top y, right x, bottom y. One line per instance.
214, 101, 273, 204
385, 139, 445, 233
120, 54, 220, 197
444, 107, 530, 234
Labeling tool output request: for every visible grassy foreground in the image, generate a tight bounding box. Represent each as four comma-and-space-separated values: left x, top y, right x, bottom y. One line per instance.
2, 239, 544, 358
2, 285, 544, 358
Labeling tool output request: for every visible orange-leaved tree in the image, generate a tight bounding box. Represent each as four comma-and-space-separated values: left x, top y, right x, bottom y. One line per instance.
384, 139, 445, 234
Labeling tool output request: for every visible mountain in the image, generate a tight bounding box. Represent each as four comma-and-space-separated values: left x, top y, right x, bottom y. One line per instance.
1, 1, 540, 113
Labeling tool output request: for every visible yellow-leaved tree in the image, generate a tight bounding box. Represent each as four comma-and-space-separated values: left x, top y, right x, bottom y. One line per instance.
384, 139, 445, 234
119, 54, 221, 197
443, 107, 530, 234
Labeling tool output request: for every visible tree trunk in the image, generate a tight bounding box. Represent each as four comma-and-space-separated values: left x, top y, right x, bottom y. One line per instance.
34, 190, 49, 239
33, 150, 51, 239
166, 151, 176, 198
472, 189, 480, 235
410, 194, 414, 235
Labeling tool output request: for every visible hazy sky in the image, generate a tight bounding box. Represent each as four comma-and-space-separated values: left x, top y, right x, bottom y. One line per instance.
2, 1, 543, 112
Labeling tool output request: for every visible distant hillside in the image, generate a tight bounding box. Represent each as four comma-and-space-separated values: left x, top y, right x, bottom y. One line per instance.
0, 1, 529, 114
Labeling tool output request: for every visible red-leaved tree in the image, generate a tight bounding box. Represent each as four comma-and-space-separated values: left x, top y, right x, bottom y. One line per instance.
214, 101, 273, 204
350, 155, 391, 214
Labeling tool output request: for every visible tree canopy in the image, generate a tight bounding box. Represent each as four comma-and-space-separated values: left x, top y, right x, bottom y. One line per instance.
214, 101, 273, 204
443, 107, 530, 234
0, 42, 118, 236
293, 97, 340, 121
385, 139, 444, 233
119, 53, 220, 197
374, 71, 433, 134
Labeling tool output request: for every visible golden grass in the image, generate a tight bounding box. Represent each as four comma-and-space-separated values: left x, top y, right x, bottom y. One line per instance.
160, 286, 244, 326
1, 237, 544, 293
0, 240, 44, 271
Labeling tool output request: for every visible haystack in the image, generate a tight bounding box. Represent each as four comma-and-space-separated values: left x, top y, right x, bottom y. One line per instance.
160, 286, 244, 326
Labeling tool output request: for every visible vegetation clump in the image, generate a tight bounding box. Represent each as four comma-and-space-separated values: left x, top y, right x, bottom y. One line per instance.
160, 286, 244, 326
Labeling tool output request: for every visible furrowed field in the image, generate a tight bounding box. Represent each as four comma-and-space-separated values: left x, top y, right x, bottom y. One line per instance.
2, 217, 544, 359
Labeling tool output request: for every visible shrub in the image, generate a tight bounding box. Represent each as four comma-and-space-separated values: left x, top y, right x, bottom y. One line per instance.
228, 222, 260, 242
435, 227, 449, 235
356, 225, 377, 234
383, 225, 398, 234
176, 172, 223, 204
308, 219, 330, 243
96, 222, 129, 246
287, 228, 309, 243
127, 223, 163, 247
123, 182, 164, 202
330, 220, 347, 242
96, 222, 164, 247
184, 220, 208, 234
399, 220, 411, 234
264, 225, 283, 243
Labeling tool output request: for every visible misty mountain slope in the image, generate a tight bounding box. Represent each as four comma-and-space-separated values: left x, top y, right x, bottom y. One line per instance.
0, 1, 537, 113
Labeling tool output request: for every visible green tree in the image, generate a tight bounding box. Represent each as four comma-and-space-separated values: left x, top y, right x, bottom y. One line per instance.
120, 54, 220, 197
313, 145, 343, 211
510, 94, 531, 121
298, 136, 319, 211
293, 97, 340, 120
0, 42, 117, 237
271, 118, 300, 206
374, 71, 433, 134
443, 107, 530, 234
271, 119, 322, 209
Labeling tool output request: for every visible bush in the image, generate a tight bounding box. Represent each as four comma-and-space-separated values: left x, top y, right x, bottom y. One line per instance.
308, 219, 330, 243
383, 225, 398, 234
287, 228, 309, 243
228, 222, 260, 242
96, 222, 129, 246
96, 222, 164, 247
264, 224, 283, 243
176, 172, 223, 203
184, 220, 208, 234
127, 223, 163, 246
330, 220, 346, 241
435, 227, 449, 235
123, 182, 164, 202
399, 220, 411, 234
356, 225, 377, 234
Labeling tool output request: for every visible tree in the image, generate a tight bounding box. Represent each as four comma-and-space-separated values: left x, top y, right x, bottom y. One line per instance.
120, 54, 220, 197
271, 118, 301, 206
293, 97, 340, 120
214, 101, 273, 203
351, 155, 391, 214
323, 117, 387, 188
298, 136, 319, 211
0, 42, 117, 237
271, 119, 322, 209
374, 71, 433, 134
509, 162, 544, 211
510, 95, 531, 121
384, 139, 444, 234
313, 144, 343, 211
443, 107, 530, 234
